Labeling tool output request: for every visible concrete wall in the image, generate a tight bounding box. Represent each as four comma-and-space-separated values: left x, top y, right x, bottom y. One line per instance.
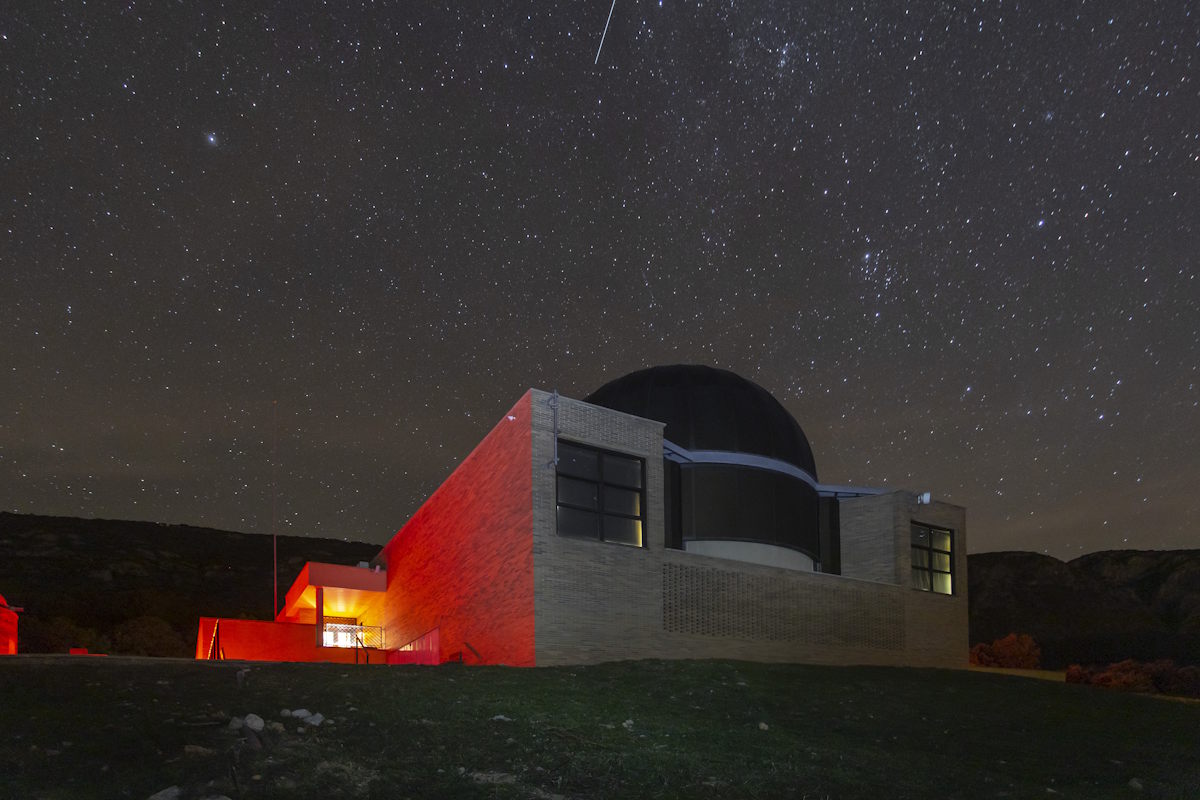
530, 393, 968, 668
363, 392, 536, 666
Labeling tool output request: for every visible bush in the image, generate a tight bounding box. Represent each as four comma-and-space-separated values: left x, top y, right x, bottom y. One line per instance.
1064, 659, 1200, 698
112, 615, 188, 657
970, 633, 1042, 669
20, 615, 110, 654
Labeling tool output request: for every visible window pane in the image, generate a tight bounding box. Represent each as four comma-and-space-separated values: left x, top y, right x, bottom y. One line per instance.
932, 530, 952, 551
557, 442, 599, 480
911, 548, 929, 568
603, 486, 641, 516
557, 506, 599, 539
558, 476, 598, 509
603, 515, 642, 547
603, 453, 643, 488
932, 572, 953, 594
912, 525, 930, 545
933, 552, 951, 572
912, 569, 931, 591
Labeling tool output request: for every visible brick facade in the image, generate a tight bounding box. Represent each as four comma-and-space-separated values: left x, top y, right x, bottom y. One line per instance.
362, 392, 536, 666
529, 390, 968, 668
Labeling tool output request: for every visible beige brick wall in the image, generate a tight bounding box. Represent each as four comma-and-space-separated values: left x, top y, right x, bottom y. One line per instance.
530, 392, 969, 669
840, 493, 905, 583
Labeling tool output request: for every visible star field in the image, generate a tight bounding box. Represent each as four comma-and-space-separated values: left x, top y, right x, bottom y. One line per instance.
2, 2, 1197, 557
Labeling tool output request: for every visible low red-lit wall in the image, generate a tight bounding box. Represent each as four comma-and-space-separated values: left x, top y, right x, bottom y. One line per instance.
0, 606, 16, 655
365, 393, 536, 666
195, 617, 378, 664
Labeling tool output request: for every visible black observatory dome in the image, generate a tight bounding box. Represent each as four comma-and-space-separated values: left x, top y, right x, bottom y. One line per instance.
585, 364, 817, 479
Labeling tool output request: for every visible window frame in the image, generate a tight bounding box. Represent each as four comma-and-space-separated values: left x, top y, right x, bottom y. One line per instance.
911, 521, 954, 595
555, 438, 646, 548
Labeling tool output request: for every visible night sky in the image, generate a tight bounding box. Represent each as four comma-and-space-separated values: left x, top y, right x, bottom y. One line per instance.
3, 3, 1197, 558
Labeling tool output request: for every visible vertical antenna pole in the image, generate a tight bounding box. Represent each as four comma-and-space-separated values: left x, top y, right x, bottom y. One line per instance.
271, 399, 278, 619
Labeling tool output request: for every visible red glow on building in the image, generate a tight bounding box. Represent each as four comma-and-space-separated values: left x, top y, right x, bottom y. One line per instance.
366, 392, 535, 665
195, 393, 536, 666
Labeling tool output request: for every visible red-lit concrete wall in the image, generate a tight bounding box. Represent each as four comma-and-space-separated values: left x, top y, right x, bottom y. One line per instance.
0, 606, 16, 655
364, 392, 535, 665
195, 617, 375, 664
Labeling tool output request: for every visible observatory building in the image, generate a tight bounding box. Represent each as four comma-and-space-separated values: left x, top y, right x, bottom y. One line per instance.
198, 366, 966, 667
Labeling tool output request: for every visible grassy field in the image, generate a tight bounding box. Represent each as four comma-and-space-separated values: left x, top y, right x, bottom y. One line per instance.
1, 657, 1197, 799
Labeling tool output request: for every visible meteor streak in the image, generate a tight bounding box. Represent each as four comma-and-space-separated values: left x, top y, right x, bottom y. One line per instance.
595, 0, 617, 64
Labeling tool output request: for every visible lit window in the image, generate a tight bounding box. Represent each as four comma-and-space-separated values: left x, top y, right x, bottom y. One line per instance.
321, 616, 385, 649
911, 522, 954, 595
556, 440, 645, 547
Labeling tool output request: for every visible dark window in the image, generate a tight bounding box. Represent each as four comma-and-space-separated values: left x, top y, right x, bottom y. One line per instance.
912, 522, 954, 595
556, 440, 645, 547
678, 464, 820, 560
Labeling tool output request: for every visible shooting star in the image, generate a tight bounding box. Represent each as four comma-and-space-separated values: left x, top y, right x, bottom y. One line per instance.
595, 0, 617, 64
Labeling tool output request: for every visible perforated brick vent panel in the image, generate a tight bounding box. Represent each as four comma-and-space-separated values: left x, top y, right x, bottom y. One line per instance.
662, 562, 904, 650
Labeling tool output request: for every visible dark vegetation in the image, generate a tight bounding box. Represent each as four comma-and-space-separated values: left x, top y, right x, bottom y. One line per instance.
1, 656, 1197, 800
968, 550, 1200, 668
969, 633, 1042, 670
1066, 659, 1200, 698
0, 513, 378, 657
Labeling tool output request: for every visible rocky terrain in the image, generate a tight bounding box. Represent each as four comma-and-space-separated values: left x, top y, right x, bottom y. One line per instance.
969, 549, 1200, 667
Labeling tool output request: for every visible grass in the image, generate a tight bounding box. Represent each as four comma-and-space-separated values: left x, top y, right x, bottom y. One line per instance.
1, 657, 1197, 799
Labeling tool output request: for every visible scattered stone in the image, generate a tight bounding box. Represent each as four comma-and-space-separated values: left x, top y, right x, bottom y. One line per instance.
621, 719, 634, 731
470, 771, 517, 786
280, 709, 292, 718
184, 744, 216, 757
199, 795, 233, 800
291, 708, 312, 719
758, 722, 770, 731
244, 713, 265, 732
146, 788, 181, 800
267, 721, 285, 733
490, 714, 513, 722
227, 717, 244, 731
1128, 778, 1144, 791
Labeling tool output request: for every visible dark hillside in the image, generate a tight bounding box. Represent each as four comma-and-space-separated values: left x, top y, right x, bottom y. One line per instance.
0, 512, 380, 655
969, 550, 1200, 667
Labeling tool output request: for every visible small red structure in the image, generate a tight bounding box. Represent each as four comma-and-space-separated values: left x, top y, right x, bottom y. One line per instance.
0, 594, 19, 655
197, 560, 388, 663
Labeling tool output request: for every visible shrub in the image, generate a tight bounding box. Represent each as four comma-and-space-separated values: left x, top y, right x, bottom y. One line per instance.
112, 615, 188, 657
1064, 659, 1200, 698
970, 633, 1042, 669
20, 615, 110, 654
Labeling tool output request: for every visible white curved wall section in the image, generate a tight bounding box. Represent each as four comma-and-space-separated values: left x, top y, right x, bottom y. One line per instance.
684, 540, 816, 572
